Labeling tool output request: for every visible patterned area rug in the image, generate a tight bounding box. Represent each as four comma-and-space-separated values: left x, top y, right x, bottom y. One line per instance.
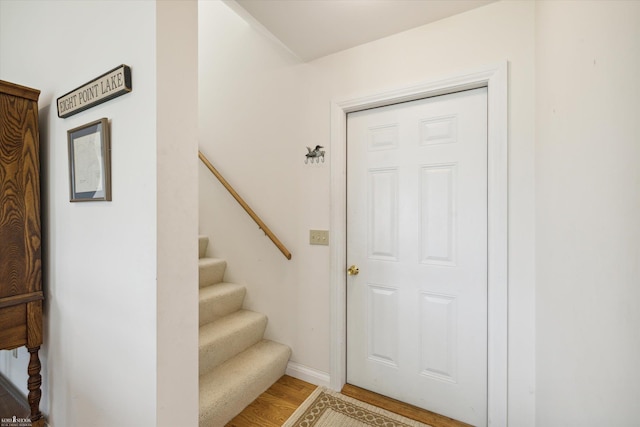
283, 387, 434, 427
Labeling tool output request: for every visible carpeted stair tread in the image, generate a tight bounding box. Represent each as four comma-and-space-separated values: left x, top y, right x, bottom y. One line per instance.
198, 235, 209, 259
199, 257, 226, 288
199, 309, 267, 375
199, 282, 246, 326
199, 339, 291, 427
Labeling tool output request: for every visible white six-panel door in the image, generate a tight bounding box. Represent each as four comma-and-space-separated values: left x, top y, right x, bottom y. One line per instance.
346, 88, 488, 426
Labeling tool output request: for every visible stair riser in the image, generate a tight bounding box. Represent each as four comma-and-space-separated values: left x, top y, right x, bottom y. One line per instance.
198, 236, 209, 259
199, 259, 226, 287
199, 312, 267, 375
199, 340, 291, 427
199, 286, 246, 326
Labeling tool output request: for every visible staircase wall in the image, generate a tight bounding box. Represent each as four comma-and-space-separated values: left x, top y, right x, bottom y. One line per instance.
198, 0, 331, 380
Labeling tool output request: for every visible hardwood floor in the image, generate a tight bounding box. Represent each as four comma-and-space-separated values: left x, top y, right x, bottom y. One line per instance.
226, 375, 316, 427
341, 384, 472, 427
0, 373, 30, 420
0, 373, 472, 427
226, 375, 472, 427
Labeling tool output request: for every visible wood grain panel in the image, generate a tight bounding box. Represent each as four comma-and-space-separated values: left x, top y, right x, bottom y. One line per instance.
0, 292, 43, 309
0, 81, 40, 101
27, 300, 43, 347
0, 304, 27, 349
0, 83, 41, 298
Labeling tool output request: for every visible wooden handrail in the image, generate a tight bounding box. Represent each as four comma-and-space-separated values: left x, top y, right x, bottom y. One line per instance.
199, 150, 292, 260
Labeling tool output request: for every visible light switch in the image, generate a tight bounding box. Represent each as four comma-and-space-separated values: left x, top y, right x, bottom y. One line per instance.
309, 230, 329, 246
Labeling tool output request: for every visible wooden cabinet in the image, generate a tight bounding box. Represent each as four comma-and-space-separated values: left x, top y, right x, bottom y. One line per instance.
0, 80, 44, 427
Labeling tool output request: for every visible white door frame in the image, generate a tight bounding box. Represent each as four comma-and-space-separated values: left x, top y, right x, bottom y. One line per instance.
329, 62, 508, 426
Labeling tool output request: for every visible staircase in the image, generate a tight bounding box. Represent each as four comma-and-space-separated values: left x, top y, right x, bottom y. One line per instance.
198, 235, 291, 426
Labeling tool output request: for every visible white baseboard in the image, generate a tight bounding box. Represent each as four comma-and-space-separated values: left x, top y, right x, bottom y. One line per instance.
286, 361, 331, 388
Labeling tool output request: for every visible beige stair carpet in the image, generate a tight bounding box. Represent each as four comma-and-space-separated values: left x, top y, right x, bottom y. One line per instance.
198, 235, 291, 427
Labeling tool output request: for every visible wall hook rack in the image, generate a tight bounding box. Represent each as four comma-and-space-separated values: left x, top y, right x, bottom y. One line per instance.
305, 145, 325, 164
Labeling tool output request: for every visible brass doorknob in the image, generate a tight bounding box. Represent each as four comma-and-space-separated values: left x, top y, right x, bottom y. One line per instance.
347, 265, 360, 276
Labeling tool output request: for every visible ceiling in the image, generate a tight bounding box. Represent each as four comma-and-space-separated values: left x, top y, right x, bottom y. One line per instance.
229, 0, 496, 62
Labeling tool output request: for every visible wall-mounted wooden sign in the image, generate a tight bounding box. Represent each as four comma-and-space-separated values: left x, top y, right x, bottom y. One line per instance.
57, 64, 132, 118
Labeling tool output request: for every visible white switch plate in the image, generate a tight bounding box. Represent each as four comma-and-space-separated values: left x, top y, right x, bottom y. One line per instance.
309, 229, 329, 245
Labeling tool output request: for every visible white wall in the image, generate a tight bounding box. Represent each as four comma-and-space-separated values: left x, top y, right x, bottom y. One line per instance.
312, 5, 537, 424
156, 2, 199, 426
198, 0, 324, 374
199, 0, 536, 423
0, 1, 199, 426
311, 2, 536, 423
535, 2, 640, 425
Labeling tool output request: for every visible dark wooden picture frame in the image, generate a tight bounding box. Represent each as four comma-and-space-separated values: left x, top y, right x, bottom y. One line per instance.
67, 118, 111, 202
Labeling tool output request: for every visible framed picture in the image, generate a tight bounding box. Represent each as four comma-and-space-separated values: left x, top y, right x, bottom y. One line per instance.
67, 118, 111, 202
